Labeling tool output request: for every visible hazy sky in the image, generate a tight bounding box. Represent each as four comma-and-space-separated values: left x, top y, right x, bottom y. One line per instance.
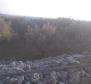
0, 0, 91, 20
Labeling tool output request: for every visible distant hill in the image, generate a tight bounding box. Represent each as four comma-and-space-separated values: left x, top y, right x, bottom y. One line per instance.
0, 14, 91, 60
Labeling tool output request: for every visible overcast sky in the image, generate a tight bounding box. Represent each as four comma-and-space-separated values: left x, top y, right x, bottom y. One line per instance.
0, 0, 91, 20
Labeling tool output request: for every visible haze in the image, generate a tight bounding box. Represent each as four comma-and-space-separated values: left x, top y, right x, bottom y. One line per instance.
0, 0, 91, 20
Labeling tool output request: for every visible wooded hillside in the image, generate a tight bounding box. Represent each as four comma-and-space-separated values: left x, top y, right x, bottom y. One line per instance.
0, 14, 91, 60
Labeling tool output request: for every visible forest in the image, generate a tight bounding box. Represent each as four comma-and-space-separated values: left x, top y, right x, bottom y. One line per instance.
0, 14, 91, 60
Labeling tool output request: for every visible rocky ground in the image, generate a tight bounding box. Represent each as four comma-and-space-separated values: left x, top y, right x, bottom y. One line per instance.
0, 54, 91, 84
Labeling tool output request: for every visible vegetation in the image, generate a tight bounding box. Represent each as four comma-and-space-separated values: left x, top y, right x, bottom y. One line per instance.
0, 14, 91, 60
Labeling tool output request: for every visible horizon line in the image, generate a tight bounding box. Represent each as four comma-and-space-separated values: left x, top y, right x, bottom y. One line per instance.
0, 13, 90, 22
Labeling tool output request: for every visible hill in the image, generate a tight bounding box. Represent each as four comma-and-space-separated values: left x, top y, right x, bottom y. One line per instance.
0, 14, 91, 60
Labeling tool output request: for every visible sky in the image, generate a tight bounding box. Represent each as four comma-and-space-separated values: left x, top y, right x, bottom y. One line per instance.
0, 0, 91, 21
